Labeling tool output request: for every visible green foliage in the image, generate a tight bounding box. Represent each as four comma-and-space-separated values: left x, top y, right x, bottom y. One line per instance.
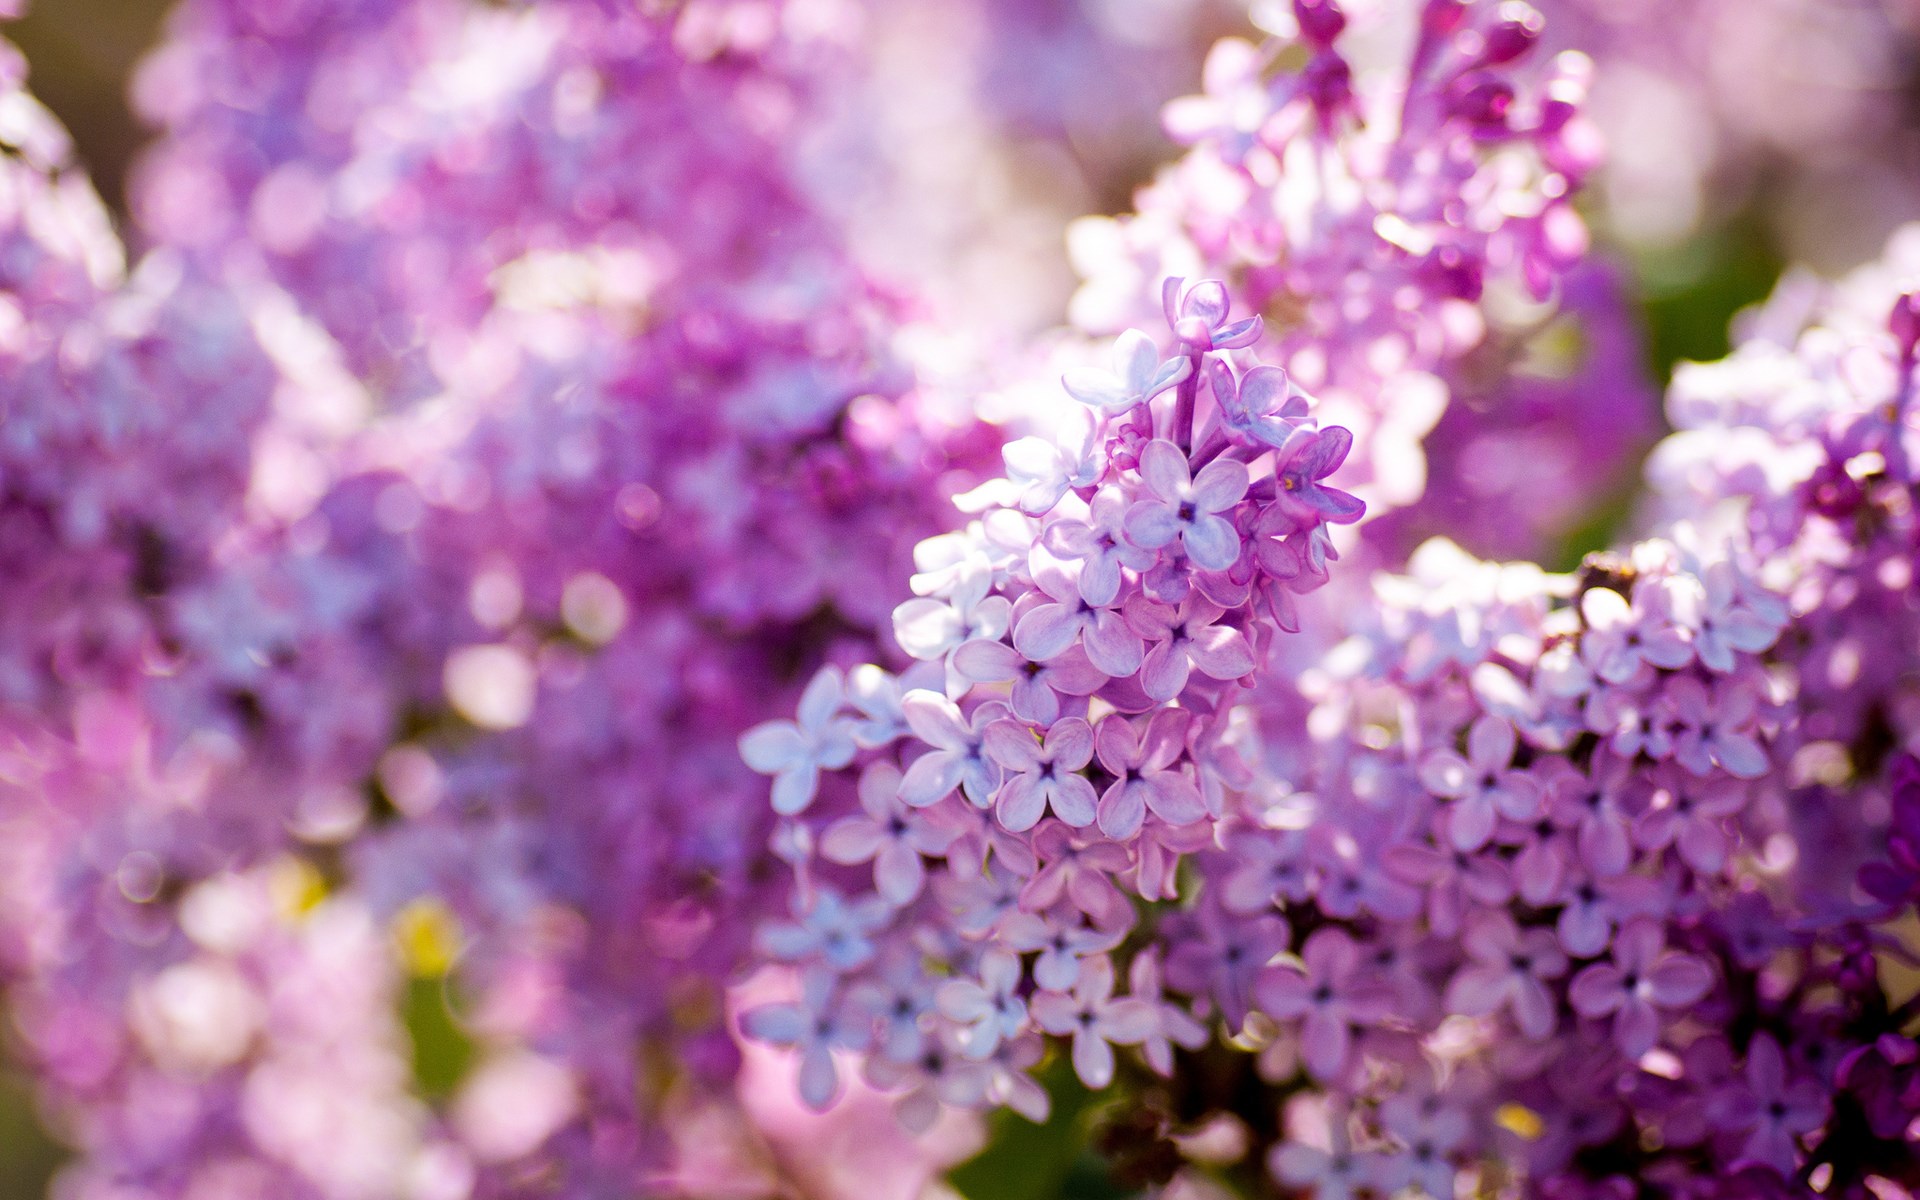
948, 1058, 1139, 1200
403, 976, 477, 1101
1636, 216, 1785, 384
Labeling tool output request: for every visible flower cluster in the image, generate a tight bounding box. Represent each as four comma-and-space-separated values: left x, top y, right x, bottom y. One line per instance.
740, 278, 1364, 1122
8, 0, 1920, 1197
1067, 0, 1622, 555
740, 227, 1920, 1200
0, 2, 1000, 1196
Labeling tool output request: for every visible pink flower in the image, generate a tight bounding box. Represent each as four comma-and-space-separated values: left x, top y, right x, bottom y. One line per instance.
1442, 912, 1568, 1039
1122, 438, 1249, 572
1419, 715, 1540, 851
982, 717, 1098, 832
1091, 710, 1206, 839
819, 762, 960, 906
1122, 594, 1257, 701
1030, 954, 1156, 1088
1254, 928, 1392, 1081
1568, 917, 1714, 1057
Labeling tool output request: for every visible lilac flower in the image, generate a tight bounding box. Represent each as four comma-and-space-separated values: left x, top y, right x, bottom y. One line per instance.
982, 717, 1098, 832
1656, 676, 1769, 780
1128, 949, 1207, 1077
1631, 768, 1748, 875
1204, 360, 1309, 451
739, 667, 860, 815
937, 948, 1027, 1059
864, 1025, 993, 1134
819, 762, 959, 905
1386, 838, 1514, 937
997, 418, 1104, 517
1557, 872, 1661, 959
1122, 438, 1249, 571
1254, 928, 1392, 1081
1166, 904, 1289, 1032
848, 951, 942, 1063
1568, 917, 1715, 1057
1092, 710, 1206, 838
1000, 912, 1125, 993
1684, 561, 1786, 673
1040, 486, 1153, 607
1061, 328, 1193, 415
1269, 1113, 1387, 1200
1539, 754, 1637, 881
1859, 755, 1920, 911
1419, 715, 1541, 851
892, 575, 1013, 694
756, 889, 892, 972
952, 637, 1106, 726
1708, 1035, 1828, 1174
1442, 911, 1568, 1039
1123, 594, 1257, 701
1012, 563, 1144, 676
1580, 585, 1693, 684
739, 969, 871, 1110
1030, 954, 1156, 1088
1219, 828, 1313, 914
1019, 821, 1131, 924
898, 691, 1005, 808
1269, 426, 1366, 526
1378, 1087, 1470, 1198
1162, 277, 1264, 352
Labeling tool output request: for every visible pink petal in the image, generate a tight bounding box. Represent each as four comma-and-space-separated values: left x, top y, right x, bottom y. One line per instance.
1049, 777, 1098, 827
1137, 438, 1190, 501
1140, 642, 1190, 701
996, 776, 1047, 832
1188, 623, 1256, 680
819, 818, 885, 865
873, 842, 926, 906
1191, 458, 1250, 512
1013, 603, 1084, 662
1097, 781, 1147, 840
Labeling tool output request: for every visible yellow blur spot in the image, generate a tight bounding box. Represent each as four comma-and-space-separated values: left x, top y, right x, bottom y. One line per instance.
268, 857, 328, 919
1495, 1104, 1545, 1140
394, 898, 463, 977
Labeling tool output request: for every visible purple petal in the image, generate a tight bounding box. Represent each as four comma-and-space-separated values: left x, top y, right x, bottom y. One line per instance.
1140, 642, 1190, 701
1049, 777, 1098, 827
1137, 439, 1190, 502
1097, 781, 1147, 839
1013, 603, 1084, 663
1188, 624, 1256, 680
1124, 501, 1181, 551
1191, 458, 1250, 512
996, 775, 1047, 832
1182, 513, 1241, 572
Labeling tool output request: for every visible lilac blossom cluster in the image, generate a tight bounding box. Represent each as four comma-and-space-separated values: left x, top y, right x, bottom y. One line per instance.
0, 1, 1002, 1196
6, 0, 1920, 1195
739, 278, 1365, 1125
1067, 0, 1618, 553
738, 28, 1920, 1195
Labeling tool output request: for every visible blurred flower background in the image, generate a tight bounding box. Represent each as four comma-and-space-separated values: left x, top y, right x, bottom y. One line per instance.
4, 0, 1920, 1197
